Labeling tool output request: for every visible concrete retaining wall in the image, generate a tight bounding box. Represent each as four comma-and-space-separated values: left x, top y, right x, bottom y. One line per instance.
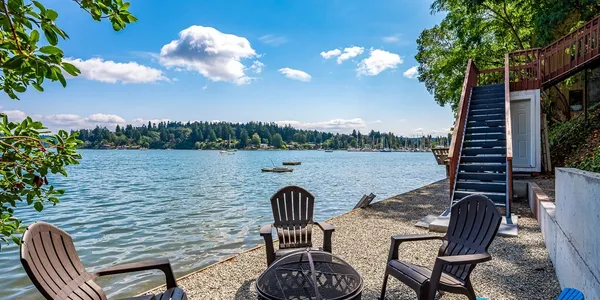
529, 168, 600, 299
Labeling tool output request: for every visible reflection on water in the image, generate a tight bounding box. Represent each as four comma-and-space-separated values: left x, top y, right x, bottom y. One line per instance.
0, 150, 445, 299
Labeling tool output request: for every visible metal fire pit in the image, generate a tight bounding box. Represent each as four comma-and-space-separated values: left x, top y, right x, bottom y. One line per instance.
255, 249, 363, 300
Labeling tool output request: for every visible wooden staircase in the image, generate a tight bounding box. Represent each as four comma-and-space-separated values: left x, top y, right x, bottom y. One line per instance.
453, 84, 509, 209
447, 15, 600, 220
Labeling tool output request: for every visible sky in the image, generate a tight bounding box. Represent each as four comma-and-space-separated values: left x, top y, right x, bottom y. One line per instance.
1, 0, 453, 136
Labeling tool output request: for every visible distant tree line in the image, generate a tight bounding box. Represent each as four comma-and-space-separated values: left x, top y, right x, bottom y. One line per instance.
73, 121, 450, 150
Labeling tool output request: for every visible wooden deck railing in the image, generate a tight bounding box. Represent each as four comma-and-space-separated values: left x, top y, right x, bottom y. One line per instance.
508, 49, 542, 90
477, 67, 504, 86
504, 54, 513, 216
449, 59, 478, 199
540, 15, 600, 88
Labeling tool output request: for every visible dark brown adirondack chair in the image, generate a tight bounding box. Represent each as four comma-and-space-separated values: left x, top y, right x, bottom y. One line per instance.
380, 194, 502, 300
260, 186, 335, 266
20, 222, 187, 300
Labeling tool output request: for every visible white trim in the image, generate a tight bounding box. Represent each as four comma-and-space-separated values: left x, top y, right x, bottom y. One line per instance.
509, 89, 541, 173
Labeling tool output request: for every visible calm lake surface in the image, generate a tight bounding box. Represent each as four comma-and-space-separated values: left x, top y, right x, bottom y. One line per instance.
0, 150, 445, 299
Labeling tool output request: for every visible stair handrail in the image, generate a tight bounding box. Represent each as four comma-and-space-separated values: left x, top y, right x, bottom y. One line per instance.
449, 59, 478, 199
504, 53, 513, 218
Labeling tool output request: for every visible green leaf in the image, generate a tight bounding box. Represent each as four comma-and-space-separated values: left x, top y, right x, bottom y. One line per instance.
32, 83, 44, 92
127, 15, 138, 22
43, 28, 58, 46
61, 62, 80, 76
39, 46, 63, 55
46, 9, 58, 21
57, 72, 67, 87
33, 202, 43, 212
120, 2, 131, 11
11, 236, 21, 246
3, 55, 25, 69
30, 30, 40, 45
13, 85, 26, 93
32, 0, 46, 13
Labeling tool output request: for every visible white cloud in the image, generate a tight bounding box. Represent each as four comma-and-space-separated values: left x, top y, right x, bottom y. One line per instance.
320, 49, 342, 59
159, 25, 258, 85
2, 110, 28, 121
275, 118, 367, 133
278, 68, 311, 82
382, 33, 405, 44
413, 128, 425, 132
320, 47, 364, 64
336, 46, 364, 64
403, 66, 419, 79
249, 61, 265, 74
258, 34, 288, 46
64, 58, 169, 84
357, 49, 403, 76
85, 113, 126, 124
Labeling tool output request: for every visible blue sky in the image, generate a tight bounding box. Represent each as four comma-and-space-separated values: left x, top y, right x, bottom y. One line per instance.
1, 0, 453, 136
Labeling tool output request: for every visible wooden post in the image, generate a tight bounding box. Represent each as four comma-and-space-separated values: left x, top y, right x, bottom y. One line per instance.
584, 68, 588, 121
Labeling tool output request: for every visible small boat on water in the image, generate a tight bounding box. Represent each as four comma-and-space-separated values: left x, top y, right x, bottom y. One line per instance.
325, 150, 334, 153
282, 161, 301, 165
262, 167, 293, 173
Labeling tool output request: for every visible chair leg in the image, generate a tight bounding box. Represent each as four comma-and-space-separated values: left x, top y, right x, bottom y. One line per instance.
380, 271, 389, 300
465, 280, 476, 300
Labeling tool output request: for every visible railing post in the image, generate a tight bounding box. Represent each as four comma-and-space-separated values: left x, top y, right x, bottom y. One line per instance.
504, 53, 513, 221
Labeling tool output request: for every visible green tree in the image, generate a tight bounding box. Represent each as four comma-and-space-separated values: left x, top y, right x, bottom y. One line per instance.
208, 129, 217, 142
271, 133, 284, 148
0, 0, 136, 247
251, 133, 261, 146
238, 129, 249, 148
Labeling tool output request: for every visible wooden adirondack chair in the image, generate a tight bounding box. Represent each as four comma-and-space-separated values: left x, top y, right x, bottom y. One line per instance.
20, 222, 187, 300
380, 194, 502, 300
260, 186, 335, 266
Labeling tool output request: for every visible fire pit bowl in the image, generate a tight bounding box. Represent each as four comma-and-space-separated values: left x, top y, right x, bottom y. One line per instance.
255, 249, 363, 300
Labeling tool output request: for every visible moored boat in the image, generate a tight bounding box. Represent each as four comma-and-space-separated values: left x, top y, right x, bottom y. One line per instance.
262, 167, 293, 173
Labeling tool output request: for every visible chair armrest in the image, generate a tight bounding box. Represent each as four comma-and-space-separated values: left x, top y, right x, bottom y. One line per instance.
260, 224, 276, 266
436, 253, 492, 265
428, 253, 492, 300
316, 222, 335, 253
388, 235, 443, 261
315, 222, 334, 232
94, 258, 177, 289
260, 224, 273, 236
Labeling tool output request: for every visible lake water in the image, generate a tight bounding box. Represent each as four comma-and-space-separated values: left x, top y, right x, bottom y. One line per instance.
0, 150, 446, 299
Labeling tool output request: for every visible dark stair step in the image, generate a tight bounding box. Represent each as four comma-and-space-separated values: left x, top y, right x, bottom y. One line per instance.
461, 156, 506, 163
465, 133, 506, 141
453, 191, 506, 205
473, 84, 503, 90
459, 164, 506, 172
463, 140, 506, 148
462, 147, 506, 156
470, 97, 505, 104
469, 108, 505, 116
471, 102, 505, 110
466, 127, 505, 134
468, 114, 504, 122
457, 172, 506, 181
456, 182, 506, 193
467, 120, 505, 128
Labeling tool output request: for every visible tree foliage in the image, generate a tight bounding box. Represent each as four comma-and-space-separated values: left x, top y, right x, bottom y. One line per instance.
74, 121, 451, 151
0, 0, 135, 247
417, 0, 600, 111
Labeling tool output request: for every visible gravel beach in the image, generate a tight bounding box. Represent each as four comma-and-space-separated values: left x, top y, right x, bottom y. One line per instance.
146, 179, 561, 299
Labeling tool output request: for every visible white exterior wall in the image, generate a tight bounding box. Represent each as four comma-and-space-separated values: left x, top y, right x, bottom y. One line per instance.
509, 89, 541, 172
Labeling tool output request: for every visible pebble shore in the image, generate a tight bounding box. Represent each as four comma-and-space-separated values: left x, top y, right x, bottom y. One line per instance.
146, 179, 561, 299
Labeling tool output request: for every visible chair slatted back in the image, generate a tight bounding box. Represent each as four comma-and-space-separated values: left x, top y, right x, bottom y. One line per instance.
438, 194, 502, 281
20, 222, 107, 300
270, 186, 315, 249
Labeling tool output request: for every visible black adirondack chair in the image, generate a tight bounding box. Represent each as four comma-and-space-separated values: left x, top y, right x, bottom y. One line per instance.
20, 222, 187, 300
260, 186, 335, 266
381, 194, 502, 300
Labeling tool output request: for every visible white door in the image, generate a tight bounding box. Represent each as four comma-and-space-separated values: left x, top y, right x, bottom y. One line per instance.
511, 99, 532, 168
